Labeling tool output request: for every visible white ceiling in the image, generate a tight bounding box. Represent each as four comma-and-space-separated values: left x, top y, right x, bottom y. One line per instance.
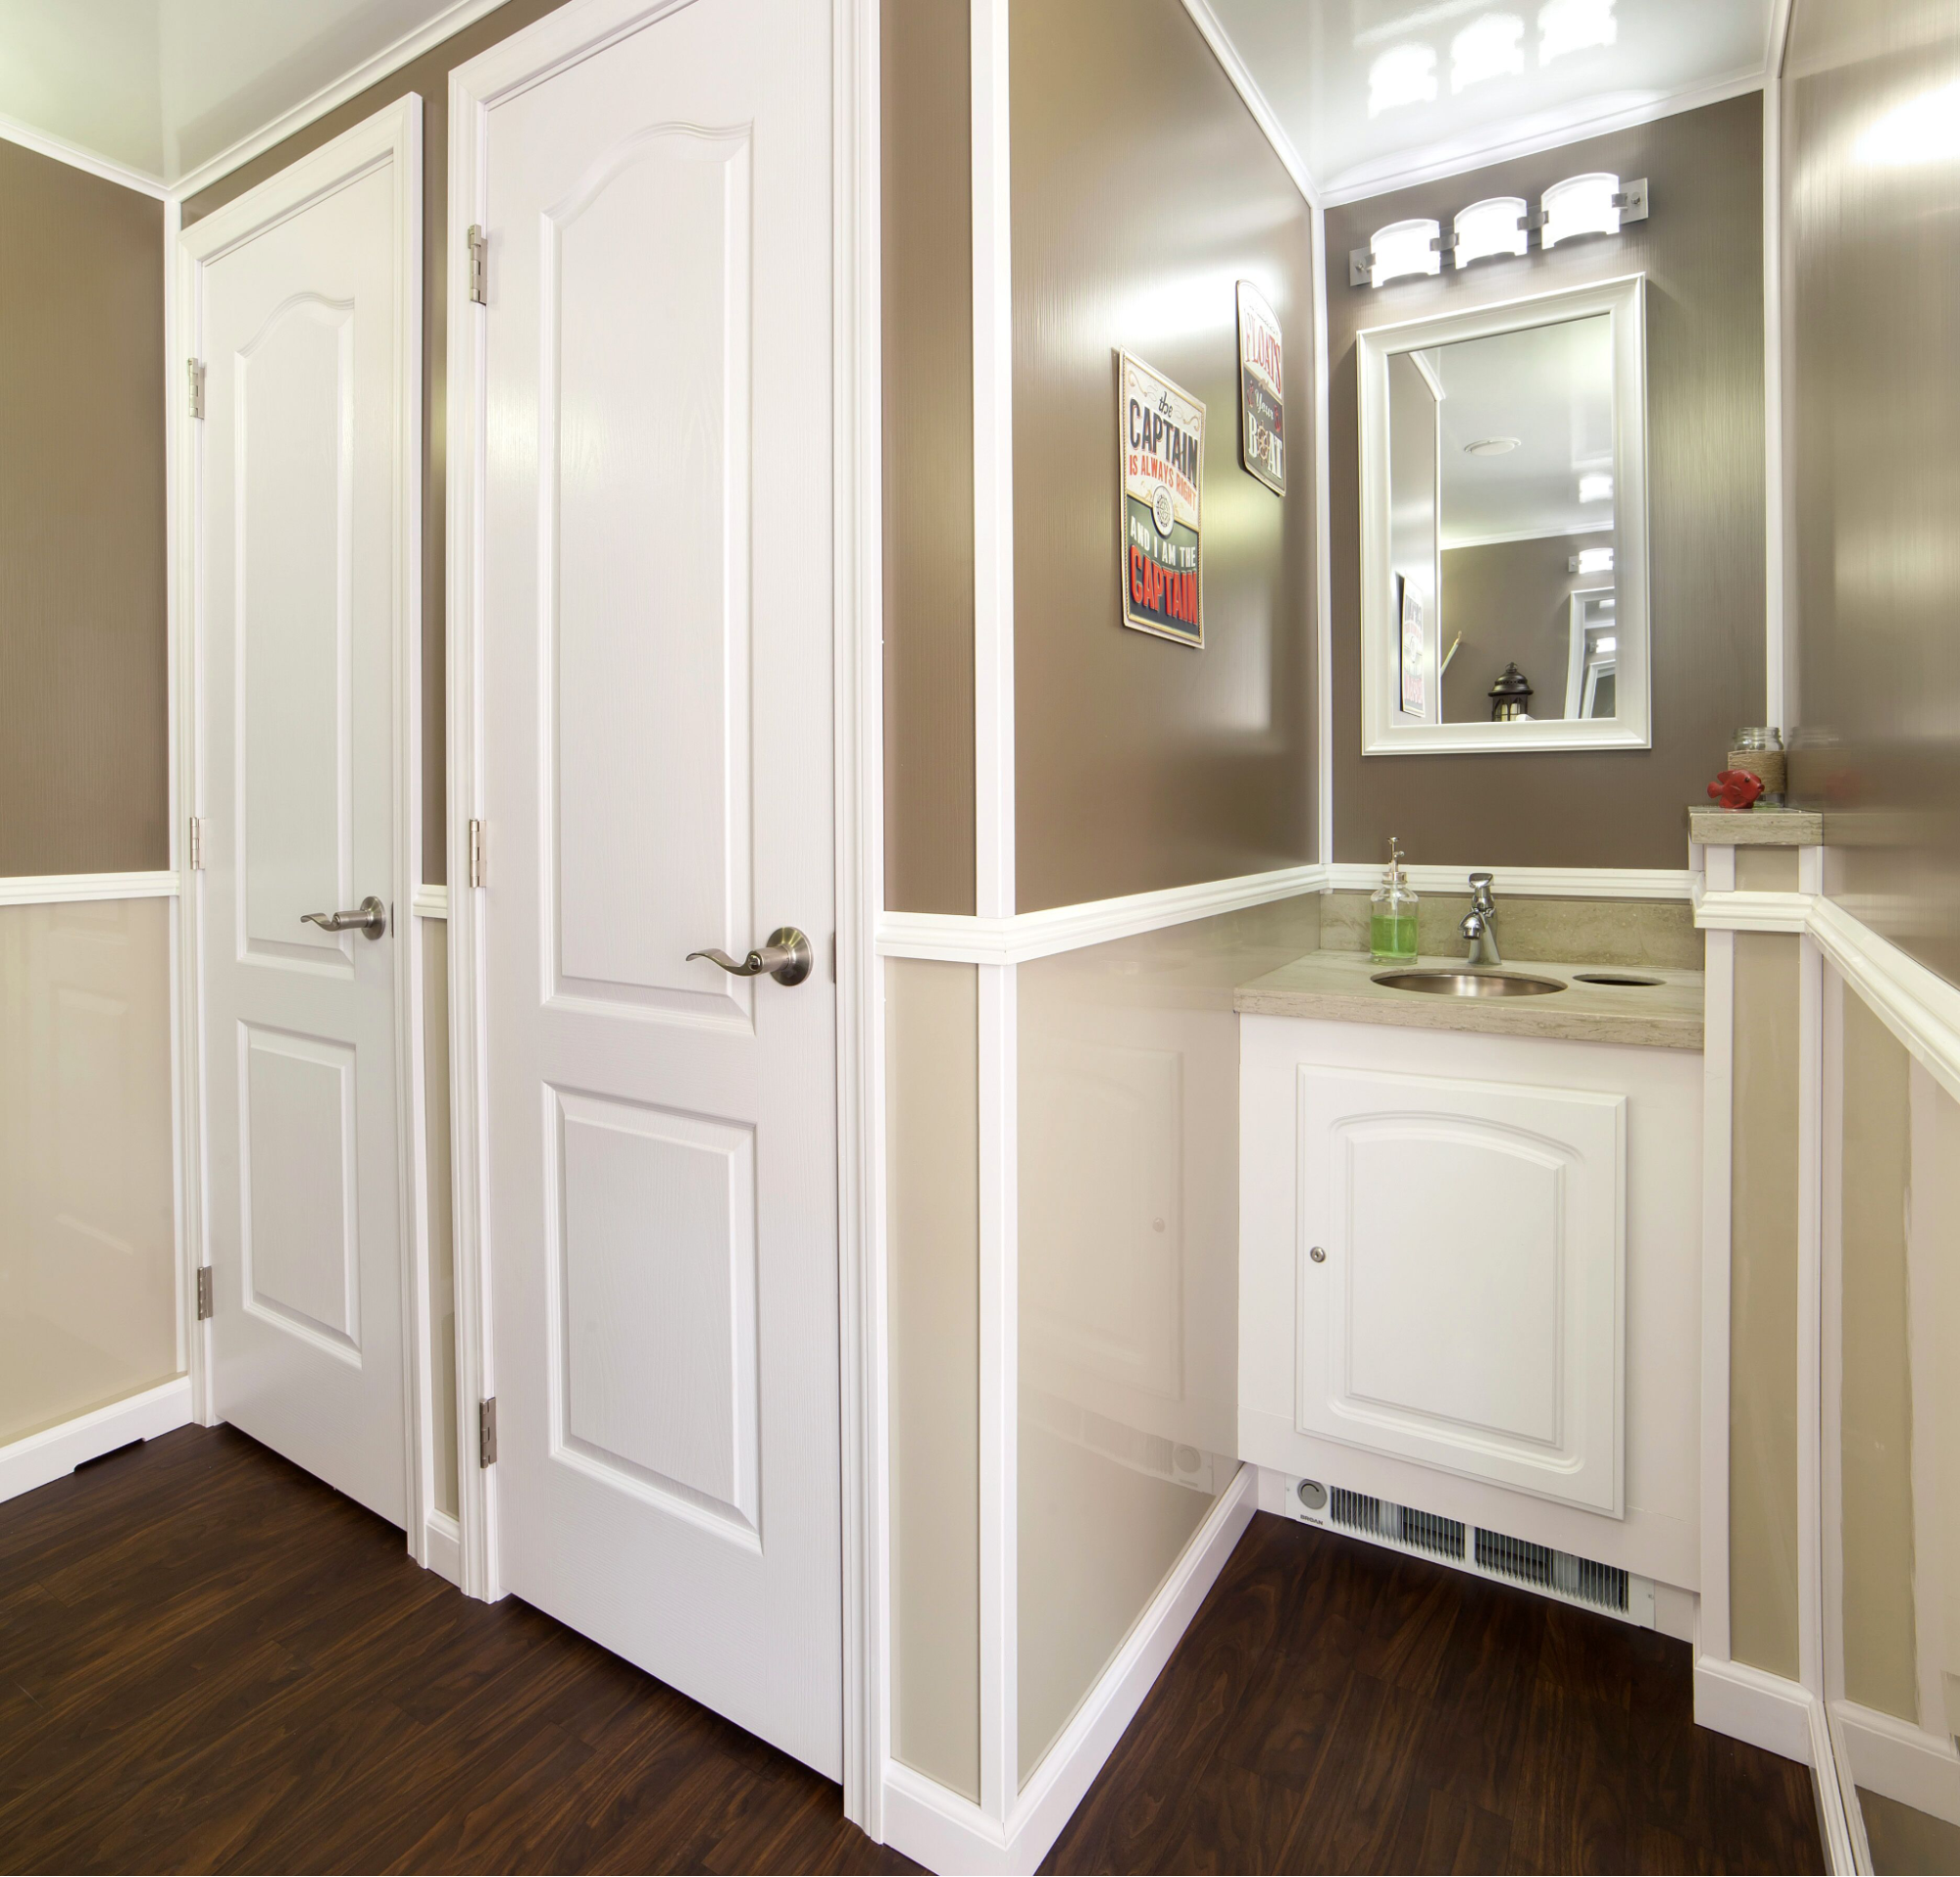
1203, 0, 1775, 204
0, 0, 486, 190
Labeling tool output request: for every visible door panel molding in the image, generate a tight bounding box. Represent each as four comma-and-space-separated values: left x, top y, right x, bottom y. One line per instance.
175, 94, 429, 1553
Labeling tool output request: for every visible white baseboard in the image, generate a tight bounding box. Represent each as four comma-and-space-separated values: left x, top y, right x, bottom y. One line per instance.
882, 1463, 1258, 1875
425, 1508, 463, 1586
0, 1376, 192, 1505
1834, 1699, 1960, 1828
1694, 1653, 1815, 1762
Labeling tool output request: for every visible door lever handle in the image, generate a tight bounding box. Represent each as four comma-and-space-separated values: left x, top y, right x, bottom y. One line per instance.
301, 895, 387, 939
687, 926, 813, 987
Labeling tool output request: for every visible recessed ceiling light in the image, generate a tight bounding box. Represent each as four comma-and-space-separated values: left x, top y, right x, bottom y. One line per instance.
1579, 472, 1613, 502
1464, 437, 1521, 456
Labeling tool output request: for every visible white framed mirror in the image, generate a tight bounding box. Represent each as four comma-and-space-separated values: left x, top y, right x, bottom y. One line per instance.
1357, 273, 1650, 754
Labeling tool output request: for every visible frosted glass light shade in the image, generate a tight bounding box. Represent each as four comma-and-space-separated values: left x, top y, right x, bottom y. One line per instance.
1579, 472, 1613, 503
1542, 172, 1621, 246
1453, 196, 1528, 264
1576, 545, 1615, 576
1371, 218, 1441, 286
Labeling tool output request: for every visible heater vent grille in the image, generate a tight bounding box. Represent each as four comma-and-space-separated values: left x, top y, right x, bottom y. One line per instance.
1290, 1476, 1649, 1626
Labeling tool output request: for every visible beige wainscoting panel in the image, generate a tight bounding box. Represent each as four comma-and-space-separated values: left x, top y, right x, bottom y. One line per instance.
1736, 847, 1800, 893
886, 958, 981, 1801
1015, 895, 1319, 1783
0, 898, 178, 1446
1918, 1063, 1960, 1741
1837, 985, 1918, 1721
423, 919, 458, 1520
1730, 929, 1801, 1680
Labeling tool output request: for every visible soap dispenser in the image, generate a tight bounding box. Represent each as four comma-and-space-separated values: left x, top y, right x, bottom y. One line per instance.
1370, 837, 1419, 964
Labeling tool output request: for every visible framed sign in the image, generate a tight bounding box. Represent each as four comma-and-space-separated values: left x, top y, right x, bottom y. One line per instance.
1398, 574, 1427, 716
1235, 281, 1285, 496
1118, 351, 1205, 647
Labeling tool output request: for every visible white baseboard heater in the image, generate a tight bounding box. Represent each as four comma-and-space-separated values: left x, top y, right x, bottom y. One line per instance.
1282, 1474, 1657, 1629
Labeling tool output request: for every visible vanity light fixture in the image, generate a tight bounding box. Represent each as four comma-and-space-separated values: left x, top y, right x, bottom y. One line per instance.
1353, 176, 1647, 287
1539, 171, 1648, 246
1452, 196, 1530, 265
1579, 472, 1613, 502
1570, 545, 1615, 575
1451, 14, 1525, 93
1596, 634, 1618, 652
1351, 217, 1442, 287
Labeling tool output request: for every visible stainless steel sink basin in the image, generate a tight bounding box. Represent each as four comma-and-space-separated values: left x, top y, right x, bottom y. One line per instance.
1372, 969, 1567, 997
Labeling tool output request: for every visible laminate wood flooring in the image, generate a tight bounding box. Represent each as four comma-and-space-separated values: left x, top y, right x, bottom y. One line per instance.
1046, 1509, 1826, 1875
0, 1424, 912, 1875
1, 1427, 1825, 1874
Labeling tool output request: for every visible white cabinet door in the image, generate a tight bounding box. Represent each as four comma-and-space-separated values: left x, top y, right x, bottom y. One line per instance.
1294, 1064, 1625, 1514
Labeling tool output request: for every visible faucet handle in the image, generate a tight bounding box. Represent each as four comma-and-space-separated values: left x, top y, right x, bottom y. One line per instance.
1468, 871, 1495, 912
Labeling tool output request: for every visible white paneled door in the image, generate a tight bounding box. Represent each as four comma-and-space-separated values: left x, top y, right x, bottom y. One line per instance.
462, 0, 840, 1777
190, 103, 419, 1528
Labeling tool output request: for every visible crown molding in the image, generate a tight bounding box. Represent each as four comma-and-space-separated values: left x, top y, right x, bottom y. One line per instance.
1321, 64, 1768, 209
0, 110, 168, 198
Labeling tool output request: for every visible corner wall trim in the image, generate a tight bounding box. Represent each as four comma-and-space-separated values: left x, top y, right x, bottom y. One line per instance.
1178, 0, 1319, 207
0, 1377, 192, 1506
0, 871, 178, 906
881, 1463, 1257, 1876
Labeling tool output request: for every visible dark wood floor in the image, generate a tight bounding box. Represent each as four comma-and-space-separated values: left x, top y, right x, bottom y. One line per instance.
1046, 1509, 1826, 1875
0, 1426, 1823, 1875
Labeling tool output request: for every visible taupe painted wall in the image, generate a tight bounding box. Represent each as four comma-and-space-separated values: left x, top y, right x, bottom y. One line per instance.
181, 0, 570, 886
1784, 2, 1960, 991
1439, 533, 1602, 726
1327, 94, 1766, 869
1009, 0, 1317, 913
882, 0, 977, 917
0, 140, 165, 877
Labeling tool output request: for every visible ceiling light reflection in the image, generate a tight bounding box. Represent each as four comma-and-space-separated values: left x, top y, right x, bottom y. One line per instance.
1538, 0, 1616, 64
1451, 14, 1525, 93
1369, 43, 1438, 117
1579, 473, 1613, 502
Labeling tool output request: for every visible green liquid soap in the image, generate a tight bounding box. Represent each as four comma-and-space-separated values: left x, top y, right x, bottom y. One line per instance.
1370, 911, 1417, 963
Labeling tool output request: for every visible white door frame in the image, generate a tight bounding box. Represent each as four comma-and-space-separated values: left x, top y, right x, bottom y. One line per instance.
172, 95, 437, 1564
442, 0, 883, 1828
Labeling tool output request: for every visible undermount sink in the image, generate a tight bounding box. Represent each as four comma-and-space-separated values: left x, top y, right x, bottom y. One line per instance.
1372, 969, 1567, 998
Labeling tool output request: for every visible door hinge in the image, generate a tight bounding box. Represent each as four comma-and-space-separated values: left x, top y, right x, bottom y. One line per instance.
187, 358, 205, 420
187, 816, 205, 870
467, 225, 488, 305
468, 817, 485, 888
196, 1267, 214, 1320
478, 1396, 497, 1467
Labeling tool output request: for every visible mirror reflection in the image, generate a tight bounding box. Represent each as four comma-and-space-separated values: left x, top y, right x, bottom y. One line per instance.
1389, 312, 1616, 725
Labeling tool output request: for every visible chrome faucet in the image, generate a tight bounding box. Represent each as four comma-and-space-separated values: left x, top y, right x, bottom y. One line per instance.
1459, 872, 1502, 968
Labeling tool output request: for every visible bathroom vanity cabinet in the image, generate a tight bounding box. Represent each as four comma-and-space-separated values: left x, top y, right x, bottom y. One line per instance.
1236, 956, 1704, 1589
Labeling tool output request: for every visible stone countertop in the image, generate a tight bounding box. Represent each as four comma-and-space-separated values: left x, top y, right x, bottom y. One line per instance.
1233, 949, 1705, 1050
1688, 806, 1824, 846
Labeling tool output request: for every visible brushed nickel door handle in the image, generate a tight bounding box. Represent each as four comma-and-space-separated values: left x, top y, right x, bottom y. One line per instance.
301, 895, 387, 939
687, 926, 813, 986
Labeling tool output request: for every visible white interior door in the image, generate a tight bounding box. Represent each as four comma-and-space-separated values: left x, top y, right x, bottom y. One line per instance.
464, 0, 840, 1777
191, 103, 419, 1529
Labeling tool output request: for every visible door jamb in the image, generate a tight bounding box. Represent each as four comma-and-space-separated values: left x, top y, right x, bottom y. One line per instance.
171, 94, 433, 1560
442, 0, 885, 1824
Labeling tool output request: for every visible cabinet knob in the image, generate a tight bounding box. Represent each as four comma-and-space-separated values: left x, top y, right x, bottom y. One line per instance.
1309, 1245, 1328, 1264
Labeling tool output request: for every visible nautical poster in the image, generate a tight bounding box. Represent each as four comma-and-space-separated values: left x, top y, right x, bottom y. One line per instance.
1235, 281, 1285, 496
1119, 351, 1205, 647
